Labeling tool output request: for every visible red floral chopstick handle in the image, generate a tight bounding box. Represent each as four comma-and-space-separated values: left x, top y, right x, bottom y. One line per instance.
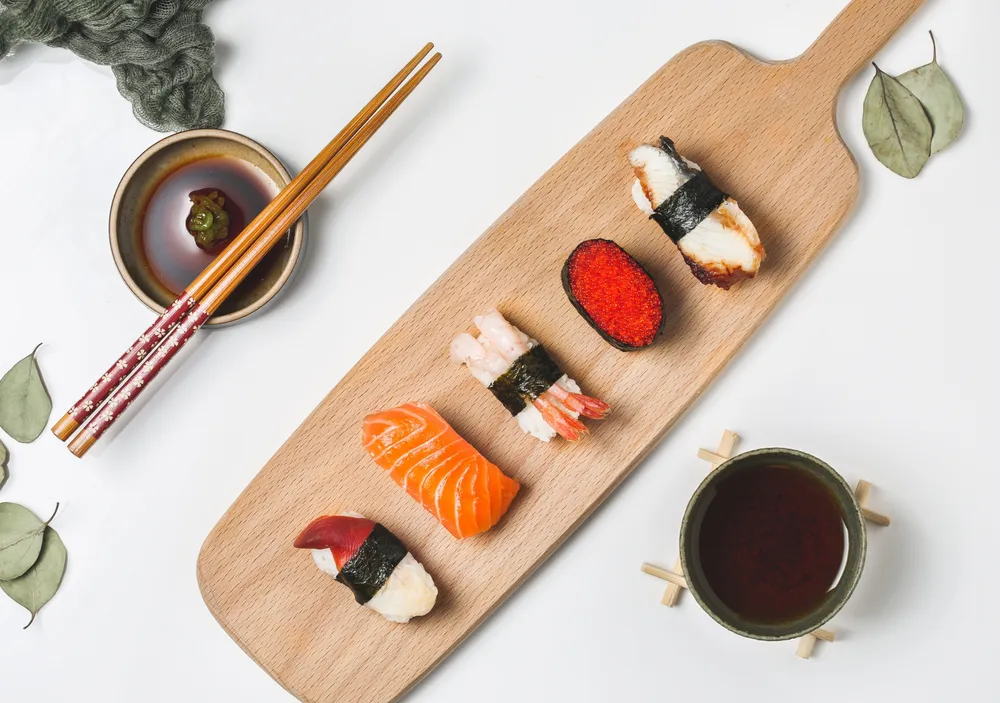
63, 293, 196, 426
70, 302, 211, 453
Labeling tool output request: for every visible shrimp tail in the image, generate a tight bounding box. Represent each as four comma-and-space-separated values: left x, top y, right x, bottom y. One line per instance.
545, 384, 611, 420
533, 396, 588, 442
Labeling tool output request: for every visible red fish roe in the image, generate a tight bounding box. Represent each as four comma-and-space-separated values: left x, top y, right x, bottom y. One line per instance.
562, 239, 663, 350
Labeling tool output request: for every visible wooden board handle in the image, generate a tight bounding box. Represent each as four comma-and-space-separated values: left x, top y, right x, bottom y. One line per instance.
799, 0, 925, 93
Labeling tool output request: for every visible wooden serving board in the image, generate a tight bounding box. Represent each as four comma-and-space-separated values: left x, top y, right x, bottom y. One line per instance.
198, 1, 923, 700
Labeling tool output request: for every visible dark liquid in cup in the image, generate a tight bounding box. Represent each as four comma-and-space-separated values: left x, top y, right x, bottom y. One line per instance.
698, 465, 845, 623
140, 156, 277, 295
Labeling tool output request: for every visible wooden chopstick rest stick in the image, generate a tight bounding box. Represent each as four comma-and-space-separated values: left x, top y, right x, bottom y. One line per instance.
640, 562, 687, 590
67, 51, 442, 458
661, 559, 684, 606
855, 479, 891, 526
795, 629, 835, 659
51, 42, 437, 442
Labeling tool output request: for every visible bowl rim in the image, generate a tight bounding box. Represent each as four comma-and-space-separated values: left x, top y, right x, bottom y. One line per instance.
679, 447, 868, 641
109, 127, 305, 327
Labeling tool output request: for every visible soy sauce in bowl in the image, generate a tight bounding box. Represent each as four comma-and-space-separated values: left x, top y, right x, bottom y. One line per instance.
697, 464, 845, 623
140, 156, 274, 296
111, 129, 306, 327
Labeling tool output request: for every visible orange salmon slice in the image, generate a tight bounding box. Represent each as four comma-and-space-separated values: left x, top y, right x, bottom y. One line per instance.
362, 402, 520, 539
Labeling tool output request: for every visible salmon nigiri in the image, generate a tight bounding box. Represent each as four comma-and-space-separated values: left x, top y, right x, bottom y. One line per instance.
362, 402, 520, 539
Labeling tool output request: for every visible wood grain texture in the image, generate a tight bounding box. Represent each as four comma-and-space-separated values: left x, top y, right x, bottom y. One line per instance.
198, 1, 922, 700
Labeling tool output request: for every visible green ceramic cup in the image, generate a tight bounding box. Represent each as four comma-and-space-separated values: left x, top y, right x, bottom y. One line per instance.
679, 448, 867, 641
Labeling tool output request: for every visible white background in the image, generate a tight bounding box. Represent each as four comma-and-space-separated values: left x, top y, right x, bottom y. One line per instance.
0, 0, 995, 700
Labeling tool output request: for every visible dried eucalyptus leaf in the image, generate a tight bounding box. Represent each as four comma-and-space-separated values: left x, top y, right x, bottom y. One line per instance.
0, 526, 67, 629
0, 502, 46, 580
0, 345, 52, 443
862, 64, 933, 178
0, 440, 7, 492
897, 32, 964, 155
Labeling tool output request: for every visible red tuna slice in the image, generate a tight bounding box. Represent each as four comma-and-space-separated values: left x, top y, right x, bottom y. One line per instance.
293, 515, 377, 570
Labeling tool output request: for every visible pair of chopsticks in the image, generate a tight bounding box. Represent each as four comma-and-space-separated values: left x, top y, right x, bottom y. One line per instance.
52, 43, 442, 457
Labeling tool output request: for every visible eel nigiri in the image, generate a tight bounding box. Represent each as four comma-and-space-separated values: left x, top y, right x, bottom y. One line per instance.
630, 137, 765, 289
293, 512, 437, 623
450, 309, 610, 442
363, 402, 520, 539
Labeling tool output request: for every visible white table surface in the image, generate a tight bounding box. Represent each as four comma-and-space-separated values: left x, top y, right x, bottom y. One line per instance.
0, 0, 995, 700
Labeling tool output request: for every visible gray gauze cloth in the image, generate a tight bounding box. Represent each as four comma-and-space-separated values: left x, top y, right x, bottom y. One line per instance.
0, 0, 225, 132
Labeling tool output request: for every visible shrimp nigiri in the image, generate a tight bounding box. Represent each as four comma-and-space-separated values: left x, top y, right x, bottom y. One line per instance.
450, 309, 609, 442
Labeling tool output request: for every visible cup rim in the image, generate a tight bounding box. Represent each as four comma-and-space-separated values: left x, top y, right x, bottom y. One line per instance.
679, 447, 868, 641
109, 128, 305, 327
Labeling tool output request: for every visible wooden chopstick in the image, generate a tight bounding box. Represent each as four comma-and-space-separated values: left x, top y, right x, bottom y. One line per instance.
66, 51, 442, 458
52, 42, 436, 442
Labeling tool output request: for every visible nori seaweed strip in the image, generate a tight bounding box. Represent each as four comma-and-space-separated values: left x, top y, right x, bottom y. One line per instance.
487, 378, 526, 416
651, 170, 728, 244
336, 523, 407, 604
657, 137, 701, 179
510, 346, 564, 400
487, 345, 564, 416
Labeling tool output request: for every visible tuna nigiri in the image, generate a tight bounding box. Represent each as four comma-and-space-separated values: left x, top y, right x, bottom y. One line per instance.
450, 309, 610, 442
363, 402, 519, 539
293, 512, 437, 623
630, 137, 764, 289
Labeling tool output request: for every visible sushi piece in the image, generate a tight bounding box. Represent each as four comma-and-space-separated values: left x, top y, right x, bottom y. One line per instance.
363, 402, 520, 539
630, 137, 764, 289
450, 309, 610, 442
293, 512, 437, 623
562, 239, 664, 351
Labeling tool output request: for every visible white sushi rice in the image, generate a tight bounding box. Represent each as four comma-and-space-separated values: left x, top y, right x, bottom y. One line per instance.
310, 512, 437, 624
365, 553, 437, 623
311, 547, 341, 577
516, 375, 581, 442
